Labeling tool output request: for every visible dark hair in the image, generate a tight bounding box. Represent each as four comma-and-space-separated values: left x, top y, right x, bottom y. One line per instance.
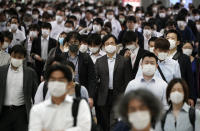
102, 34, 117, 45
148, 37, 157, 45
118, 89, 162, 125
88, 33, 101, 46
154, 38, 170, 50
65, 31, 81, 43
10, 16, 19, 24
165, 29, 181, 41
142, 22, 154, 29
10, 44, 26, 57
46, 64, 72, 82
142, 52, 158, 62
122, 31, 138, 46
66, 60, 75, 72
41, 22, 52, 30
93, 18, 104, 27
32, 8, 40, 14
69, 15, 77, 21
182, 41, 194, 48
0, 32, 4, 43
65, 20, 74, 27
46, 56, 67, 69
126, 16, 136, 23
29, 24, 40, 32
80, 34, 88, 43
166, 78, 189, 105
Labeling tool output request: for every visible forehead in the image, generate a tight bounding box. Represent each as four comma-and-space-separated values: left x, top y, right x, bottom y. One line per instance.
11, 18, 18, 23
166, 32, 177, 38
105, 37, 115, 43
50, 70, 66, 79
128, 99, 147, 109
172, 82, 183, 90
143, 56, 156, 62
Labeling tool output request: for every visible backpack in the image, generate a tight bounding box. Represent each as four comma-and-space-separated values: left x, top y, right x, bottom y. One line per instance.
161, 106, 196, 131
43, 82, 81, 100
72, 98, 101, 131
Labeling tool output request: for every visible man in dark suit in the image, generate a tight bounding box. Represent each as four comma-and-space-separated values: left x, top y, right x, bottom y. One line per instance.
165, 29, 195, 106
0, 45, 38, 131
95, 34, 132, 131
118, 16, 144, 49
120, 31, 148, 79
31, 22, 57, 78
61, 32, 96, 108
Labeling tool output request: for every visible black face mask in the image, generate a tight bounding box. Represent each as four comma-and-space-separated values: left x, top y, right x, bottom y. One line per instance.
69, 44, 79, 53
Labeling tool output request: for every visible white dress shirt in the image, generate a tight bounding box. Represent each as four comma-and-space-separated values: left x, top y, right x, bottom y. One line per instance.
29, 95, 91, 131
90, 50, 105, 64
4, 65, 24, 106
50, 21, 65, 39
10, 29, 26, 47
104, 18, 122, 38
107, 54, 116, 90
125, 76, 168, 109
136, 58, 181, 83
41, 36, 49, 60
130, 47, 139, 68
34, 82, 89, 104
168, 50, 177, 59
0, 50, 10, 66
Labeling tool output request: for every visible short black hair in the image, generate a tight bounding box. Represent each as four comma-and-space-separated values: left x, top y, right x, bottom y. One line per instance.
88, 33, 101, 46
0, 32, 4, 43
154, 37, 170, 50
65, 20, 74, 27
46, 64, 72, 82
148, 36, 157, 45
122, 31, 138, 46
65, 31, 81, 43
165, 29, 181, 41
126, 16, 136, 23
93, 18, 104, 27
41, 22, 52, 30
10, 44, 26, 57
102, 34, 117, 45
32, 8, 40, 14
142, 52, 158, 63
80, 34, 88, 43
29, 24, 40, 32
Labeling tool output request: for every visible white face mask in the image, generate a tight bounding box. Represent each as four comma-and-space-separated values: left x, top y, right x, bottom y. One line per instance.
11, 24, 18, 31
32, 14, 39, 19
149, 47, 154, 53
177, 21, 187, 29
142, 64, 156, 76
11, 58, 23, 68
170, 91, 184, 104
2, 42, 9, 49
64, 47, 69, 52
126, 44, 136, 51
64, 27, 73, 33
56, 15, 63, 22
145, 17, 150, 22
196, 24, 200, 31
79, 44, 88, 53
105, 45, 116, 54
194, 15, 200, 21
48, 81, 67, 97
157, 52, 168, 61
159, 13, 166, 18
89, 47, 99, 54
182, 49, 192, 56
143, 29, 152, 36
168, 39, 176, 50
128, 111, 151, 130
93, 25, 101, 33
107, 15, 114, 20
29, 31, 38, 38
42, 29, 50, 37
136, 13, 142, 17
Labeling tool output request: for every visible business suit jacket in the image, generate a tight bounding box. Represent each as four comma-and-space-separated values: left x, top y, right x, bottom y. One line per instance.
0, 65, 38, 120
95, 54, 132, 106
31, 36, 57, 76
120, 48, 149, 79
173, 51, 195, 99
62, 52, 96, 98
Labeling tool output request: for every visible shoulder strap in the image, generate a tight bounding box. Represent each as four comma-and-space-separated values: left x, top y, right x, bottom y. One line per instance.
161, 106, 172, 131
75, 84, 81, 98
72, 98, 81, 127
43, 81, 48, 100
157, 65, 167, 82
189, 107, 196, 131
172, 52, 180, 60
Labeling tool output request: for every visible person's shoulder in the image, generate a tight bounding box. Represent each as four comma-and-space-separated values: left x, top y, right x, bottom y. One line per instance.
0, 64, 9, 72
31, 99, 48, 112
166, 58, 179, 64
154, 77, 167, 86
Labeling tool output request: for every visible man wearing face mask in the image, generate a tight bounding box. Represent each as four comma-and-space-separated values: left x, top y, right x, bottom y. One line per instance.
79, 35, 89, 53
29, 64, 91, 131
79, 10, 94, 29
88, 33, 105, 64
120, 31, 148, 79
31, 22, 57, 79
9, 16, 26, 47
125, 52, 168, 109
91, 18, 103, 34
61, 32, 96, 109
50, 9, 65, 39
0, 12, 7, 32
104, 9, 122, 38
32, 8, 40, 25
166, 30, 195, 106
95, 34, 132, 131
0, 45, 38, 131
118, 16, 144, 49
64, 20, 74, 33
155, 6, 169, 32
136, 38, 181, 83
0, 32, 13, 66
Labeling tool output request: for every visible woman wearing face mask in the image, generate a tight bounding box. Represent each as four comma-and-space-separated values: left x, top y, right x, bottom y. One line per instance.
155, 78, 200, 131
182, 41, 200, 99
113, 89, 162, 131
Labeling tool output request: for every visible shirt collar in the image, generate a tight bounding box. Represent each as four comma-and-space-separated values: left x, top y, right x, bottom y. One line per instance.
168, 50, 177, 59
9, 64, 23, 73
131, 47, 139, 54
41, 36, 49, 41
140, 75, 156, 83
181, 102, 190, 113
46, 95, 74, 106
107, 53, 116, 60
